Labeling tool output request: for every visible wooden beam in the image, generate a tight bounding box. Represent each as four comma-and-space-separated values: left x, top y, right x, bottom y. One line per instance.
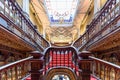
0, 44, 24, 55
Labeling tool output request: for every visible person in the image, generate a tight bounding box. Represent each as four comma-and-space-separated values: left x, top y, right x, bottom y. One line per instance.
59, 75, 63, 80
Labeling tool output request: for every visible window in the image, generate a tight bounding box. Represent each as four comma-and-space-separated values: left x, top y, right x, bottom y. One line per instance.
44, 0, 79, 27
52, 74, 70, 80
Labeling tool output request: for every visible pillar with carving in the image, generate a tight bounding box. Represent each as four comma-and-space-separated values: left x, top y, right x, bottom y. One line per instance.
78, 51, 92, 80
30, 51, 44, 80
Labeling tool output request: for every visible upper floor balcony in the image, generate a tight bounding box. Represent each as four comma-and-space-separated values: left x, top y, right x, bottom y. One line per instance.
0, 0, 50, 52
73, 0, 120, 52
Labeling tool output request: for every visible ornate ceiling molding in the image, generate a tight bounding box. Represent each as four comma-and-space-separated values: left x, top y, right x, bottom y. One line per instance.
45, 27, 78, 45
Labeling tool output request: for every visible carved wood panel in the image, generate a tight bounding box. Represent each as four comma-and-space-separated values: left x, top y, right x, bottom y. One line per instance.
45, 68, 77, 80
88, 28, 120, 52
0, 26, 34, 51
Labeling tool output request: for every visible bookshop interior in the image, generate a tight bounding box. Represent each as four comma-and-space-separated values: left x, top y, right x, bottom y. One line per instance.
0, 0, 120, 80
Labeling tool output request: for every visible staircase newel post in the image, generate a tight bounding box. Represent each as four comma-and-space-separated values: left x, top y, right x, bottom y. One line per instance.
78, 51, 92, 80
0, 73, 1, 80
30, 51, 44, 80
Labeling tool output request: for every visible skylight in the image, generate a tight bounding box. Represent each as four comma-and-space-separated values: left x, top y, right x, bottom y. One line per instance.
44, 0, 79, 27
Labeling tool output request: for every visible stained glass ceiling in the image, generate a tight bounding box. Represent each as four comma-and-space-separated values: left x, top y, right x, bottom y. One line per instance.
44, 0, 79, 27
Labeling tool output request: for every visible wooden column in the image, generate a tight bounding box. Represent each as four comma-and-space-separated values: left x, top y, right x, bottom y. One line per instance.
78, 51, 92, 80
30, 51, 44, 80
0, 73, 1, 80
15, 66, 18, 80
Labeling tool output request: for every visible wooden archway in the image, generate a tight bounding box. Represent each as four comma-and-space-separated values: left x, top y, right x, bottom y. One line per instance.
45, 67, 77, 80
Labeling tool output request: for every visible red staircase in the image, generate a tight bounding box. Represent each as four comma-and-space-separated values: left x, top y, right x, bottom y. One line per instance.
25, 75, 97, 80
45, 50, 79, 73
25, 48, 98, 80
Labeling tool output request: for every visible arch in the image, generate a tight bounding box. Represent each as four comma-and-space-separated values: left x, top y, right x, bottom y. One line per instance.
45, 67, 77, 80
43, 46, 78, 59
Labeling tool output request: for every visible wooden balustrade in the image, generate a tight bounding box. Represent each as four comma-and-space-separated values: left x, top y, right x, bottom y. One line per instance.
73, 0, 120, 50
89, 56, 120, 80
0, 0, 50, 51
44, 47, 79, 76
0, 56, 33, 80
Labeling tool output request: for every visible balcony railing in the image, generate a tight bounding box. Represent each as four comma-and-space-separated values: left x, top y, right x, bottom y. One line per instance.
0, 56, 32, 80
73, 0, 120, 50
44, 47, 79, 76
0, 0, 50, 51
90, 56, 120, 80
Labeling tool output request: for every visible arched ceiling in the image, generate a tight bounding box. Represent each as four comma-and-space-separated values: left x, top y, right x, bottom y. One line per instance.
30, 0, 92, 46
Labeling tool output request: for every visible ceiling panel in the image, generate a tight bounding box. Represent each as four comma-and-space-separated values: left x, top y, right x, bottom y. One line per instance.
44, 0, 79, 27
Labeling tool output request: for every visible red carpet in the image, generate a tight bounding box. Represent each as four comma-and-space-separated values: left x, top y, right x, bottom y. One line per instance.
25, 76, 97, 80
44, 51, 79, 74
91, 76, 97, 80
25, 51, 97, 80
26, 77, 31, 80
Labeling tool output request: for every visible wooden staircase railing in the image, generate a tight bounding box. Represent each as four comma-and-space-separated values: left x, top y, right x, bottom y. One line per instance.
0, 0, 50, 51
90, 56, 120, 80
0, 56, 33, 80
44, 47, 80, 79
0, 50, 119, 80
73, 0, 120, 51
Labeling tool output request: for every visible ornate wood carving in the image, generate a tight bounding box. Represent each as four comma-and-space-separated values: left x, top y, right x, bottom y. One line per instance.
46, 27, 78, 46
0, 44, 23, 54
78, 51, 92, 80
45, 68, 77, 80
30, 51, 44, 80
96, 46, 120, 54
73, 0, 120, 53
88, 28, 120, 52
0, 26, 34, 51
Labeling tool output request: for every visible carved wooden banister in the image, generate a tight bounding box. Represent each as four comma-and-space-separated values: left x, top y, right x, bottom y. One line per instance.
44, 47, 79, 77
73, 0, 120, 51
0, 0, 50, 51
89, 56, 120, 80
0, 56, 33, 80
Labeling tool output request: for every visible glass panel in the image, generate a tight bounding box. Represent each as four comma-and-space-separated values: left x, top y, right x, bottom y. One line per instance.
52, 74, 70, 80
0, 17, 8, 28
44, 0, 79, 27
